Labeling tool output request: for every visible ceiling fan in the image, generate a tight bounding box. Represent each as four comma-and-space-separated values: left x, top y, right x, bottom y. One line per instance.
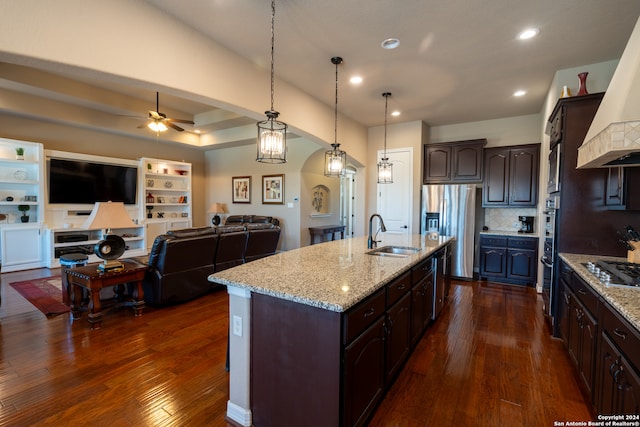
140, 92, 195, 133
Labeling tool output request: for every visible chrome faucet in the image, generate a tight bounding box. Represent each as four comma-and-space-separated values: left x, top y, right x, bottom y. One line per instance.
368, 214, 387, 249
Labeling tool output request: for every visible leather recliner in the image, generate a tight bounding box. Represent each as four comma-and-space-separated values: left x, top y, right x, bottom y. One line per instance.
143, 227, 218, 305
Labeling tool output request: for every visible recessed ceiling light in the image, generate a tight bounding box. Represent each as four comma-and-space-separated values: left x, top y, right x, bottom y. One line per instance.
350, 76, 363, 84
518, 28, 539, 40
391, 111, 401, 117
381, 38, 400, 49
513, 90, 527, 97
195, 129, 201, 133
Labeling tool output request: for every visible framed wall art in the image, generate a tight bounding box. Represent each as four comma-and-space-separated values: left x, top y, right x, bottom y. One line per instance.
232, 176, 251, 203
262, 174, 284, 205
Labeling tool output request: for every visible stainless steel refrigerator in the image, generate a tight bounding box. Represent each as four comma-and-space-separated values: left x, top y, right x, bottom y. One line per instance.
421, 184, 476, 279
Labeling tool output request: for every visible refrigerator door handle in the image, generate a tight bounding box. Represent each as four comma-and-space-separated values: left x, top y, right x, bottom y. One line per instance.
441, 199, 447, 234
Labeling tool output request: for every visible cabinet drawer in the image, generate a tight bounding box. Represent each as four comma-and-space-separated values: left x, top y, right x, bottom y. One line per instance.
569, 274, 599, 316
411, 257, 433, 284
386, 271, 411, 307
343, 288, 386, 345
507, 237, 538, 250
602, 302, 640, 371
480, 236, 507, 247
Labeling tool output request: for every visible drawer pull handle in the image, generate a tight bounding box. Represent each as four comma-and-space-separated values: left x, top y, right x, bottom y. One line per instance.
397, 284, 406, 291
613, 328, 627, 340
363, 308, 375, 318
577, 289, 586, 296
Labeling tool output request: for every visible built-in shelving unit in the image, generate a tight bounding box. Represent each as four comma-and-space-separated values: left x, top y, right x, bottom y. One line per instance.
0, 138, 45, 272
139, 157, 192, 250
45, 226, 145, 268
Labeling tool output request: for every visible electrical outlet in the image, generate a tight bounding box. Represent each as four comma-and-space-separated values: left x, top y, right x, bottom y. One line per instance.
513, 222, 521, 229
233, 315, 243, 337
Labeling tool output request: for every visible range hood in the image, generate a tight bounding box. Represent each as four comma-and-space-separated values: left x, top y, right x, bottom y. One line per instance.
577, 16, 640, 168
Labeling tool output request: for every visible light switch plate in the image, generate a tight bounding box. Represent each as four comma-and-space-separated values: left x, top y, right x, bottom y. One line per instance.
232, 315, 242, 336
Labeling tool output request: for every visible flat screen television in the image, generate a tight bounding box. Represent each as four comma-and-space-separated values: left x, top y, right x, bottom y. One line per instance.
48, 158, 138, 205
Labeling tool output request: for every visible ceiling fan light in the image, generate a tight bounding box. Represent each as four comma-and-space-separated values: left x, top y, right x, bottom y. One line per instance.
148, 120, 168, 133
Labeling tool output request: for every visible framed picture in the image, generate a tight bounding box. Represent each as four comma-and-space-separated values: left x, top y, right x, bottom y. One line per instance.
232, 176, 251, 203
262, 174, 284, 205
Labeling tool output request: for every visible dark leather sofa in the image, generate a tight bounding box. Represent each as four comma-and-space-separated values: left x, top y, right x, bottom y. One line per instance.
142, 217, 280, 305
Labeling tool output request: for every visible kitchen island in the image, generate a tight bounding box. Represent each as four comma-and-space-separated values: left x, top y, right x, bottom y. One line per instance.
209, 234, 453, 427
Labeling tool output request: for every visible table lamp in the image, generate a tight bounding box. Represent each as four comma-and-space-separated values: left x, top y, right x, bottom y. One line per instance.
82, 201, 135, 272
208, 202, 228, 225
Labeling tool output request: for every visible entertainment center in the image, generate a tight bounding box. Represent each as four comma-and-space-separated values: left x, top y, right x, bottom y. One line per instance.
0, 137, 193, 272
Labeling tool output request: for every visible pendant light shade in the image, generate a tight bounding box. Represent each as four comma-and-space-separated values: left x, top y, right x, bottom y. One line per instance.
324, 56, 347, 177
377, 92, 394, 184
257, 0, 287, 163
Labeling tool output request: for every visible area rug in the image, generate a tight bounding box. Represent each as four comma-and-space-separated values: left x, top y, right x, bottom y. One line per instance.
9, 276, 70, 317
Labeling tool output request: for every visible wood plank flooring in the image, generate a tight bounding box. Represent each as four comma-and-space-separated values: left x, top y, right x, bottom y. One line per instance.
0, 268, 590, 426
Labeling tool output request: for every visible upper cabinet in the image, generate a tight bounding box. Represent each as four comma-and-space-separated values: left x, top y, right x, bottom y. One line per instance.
423, 139, 485, 184
482, 144, 539, 207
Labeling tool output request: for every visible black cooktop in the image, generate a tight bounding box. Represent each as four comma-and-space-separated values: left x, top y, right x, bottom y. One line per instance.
596, 260, 640, 287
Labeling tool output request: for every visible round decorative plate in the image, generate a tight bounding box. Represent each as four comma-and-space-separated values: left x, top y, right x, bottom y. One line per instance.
147, 179, 154, 187
13, 170, 27, 180
164, 180, 173, 188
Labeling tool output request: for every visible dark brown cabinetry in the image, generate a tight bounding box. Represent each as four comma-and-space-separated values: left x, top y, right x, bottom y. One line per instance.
479, 235, 538, 286
423, 139, 485, 184
598, 301, 640, 415
482, 144, 539, 207
557, 260, 640, 416
250, 245, 451, 427
411, 257, 434, 346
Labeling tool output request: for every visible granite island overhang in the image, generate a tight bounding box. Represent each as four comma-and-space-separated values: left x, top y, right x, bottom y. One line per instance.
209, 234, 453, 427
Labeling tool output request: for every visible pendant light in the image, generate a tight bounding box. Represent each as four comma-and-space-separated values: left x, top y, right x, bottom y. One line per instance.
257, 0, 287, 163
377, 92, 393, 184
324, 56, 347, 177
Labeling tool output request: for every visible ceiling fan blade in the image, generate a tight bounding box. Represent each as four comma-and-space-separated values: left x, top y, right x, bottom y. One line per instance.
168, 118, 195, 125
137, 121, 149, 129
166, 122, 185, 132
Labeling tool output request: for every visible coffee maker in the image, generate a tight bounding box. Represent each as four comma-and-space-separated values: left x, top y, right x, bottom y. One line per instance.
518, 216, 534, 234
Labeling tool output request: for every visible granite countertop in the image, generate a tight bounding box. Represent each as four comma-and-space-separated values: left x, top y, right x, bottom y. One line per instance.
559, 253, 640, 331
480, 230, 540, 238
209, 234, 453, 313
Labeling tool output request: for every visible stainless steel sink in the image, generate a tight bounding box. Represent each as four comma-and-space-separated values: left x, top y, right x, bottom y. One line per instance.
366, 245, 421, 257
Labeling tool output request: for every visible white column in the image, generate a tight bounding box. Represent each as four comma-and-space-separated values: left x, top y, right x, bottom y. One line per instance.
226, 286, 252, 426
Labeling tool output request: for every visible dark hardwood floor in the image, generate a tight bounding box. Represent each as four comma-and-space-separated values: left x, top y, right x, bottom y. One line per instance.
0, 268, 590, 426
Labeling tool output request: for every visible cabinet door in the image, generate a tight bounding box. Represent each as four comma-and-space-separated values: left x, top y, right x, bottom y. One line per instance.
410, 273, 434, 347
479, 246, 507, 278
509, 146, 539, 206
452, 144, 483, 182
558, 280, 571, 344
482, 148, 509, 206
599, 333, 640, 416
344, 317, 386, 427
1, 225, 42, 271
506, 249, 537, 283
579, 308, 597, 397
386, 292, 412, 383
145, 221, 168, 251
423, 145, 452, 183
567, 292, 581, 368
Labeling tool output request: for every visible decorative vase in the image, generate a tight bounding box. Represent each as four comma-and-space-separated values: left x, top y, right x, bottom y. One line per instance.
560, 85, 572, 98
577, 72, 589, 96
20, 215, 29, 223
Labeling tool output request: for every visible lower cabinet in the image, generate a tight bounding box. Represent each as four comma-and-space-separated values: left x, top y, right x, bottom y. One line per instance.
0, 225, 43, 272
385, 292, 412, 383
479, 235, 538, 286
558, 260, 640, 416
344, 316, 386, 427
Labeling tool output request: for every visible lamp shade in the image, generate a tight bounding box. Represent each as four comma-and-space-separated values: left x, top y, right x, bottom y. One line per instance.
82, 201, 135, 230
207, 203, 228, 214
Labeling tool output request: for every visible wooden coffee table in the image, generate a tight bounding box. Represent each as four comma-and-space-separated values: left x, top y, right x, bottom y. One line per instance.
64, 260, 148, 329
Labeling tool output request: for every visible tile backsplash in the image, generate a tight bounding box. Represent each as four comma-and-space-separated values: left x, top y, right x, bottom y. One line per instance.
483, 208, 538, 233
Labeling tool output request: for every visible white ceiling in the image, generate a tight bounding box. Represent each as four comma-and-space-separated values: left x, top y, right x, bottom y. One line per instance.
1, 0, 640, 147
